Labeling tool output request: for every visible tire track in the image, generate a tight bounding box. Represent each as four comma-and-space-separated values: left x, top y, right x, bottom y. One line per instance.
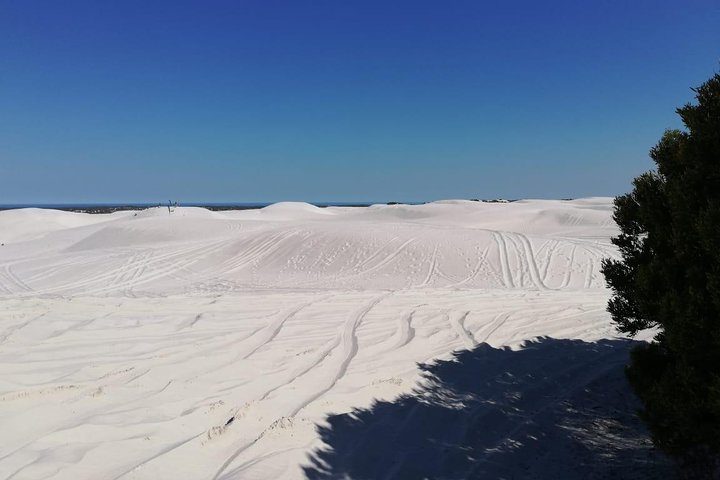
506, 234, 526, 287
21, 255, 104, 284
0, 271, 12, 295
514, 233, 550, 291
560, 245, 577, 289
448, 244, 491, 288
476, 311, 512, 344
240, 294, 334, 360
493, 232, 515, 288
539, 240, 559, 284
355, 239, 415, 277
449, 311, 477, 349
212, 292, 391, 480
108, 251, 143, 287
20, 240, 227, 296
77, 240, 233, 296
218, 230, 298, 275
350, 237, 399, 272
584, 258, 594, 288
418, 244, 439, 287
0, 265, 33, 293
128, 251, 152, 284
288, 292, 391, 417
392, 309, 417, 350
0, 312, 47, 344
257, 337, 340, 402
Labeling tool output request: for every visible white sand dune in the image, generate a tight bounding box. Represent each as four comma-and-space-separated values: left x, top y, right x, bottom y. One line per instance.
0, 199, 666, 479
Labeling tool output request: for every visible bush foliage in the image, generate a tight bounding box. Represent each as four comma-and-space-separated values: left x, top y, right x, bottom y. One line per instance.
601, 72, 720, 478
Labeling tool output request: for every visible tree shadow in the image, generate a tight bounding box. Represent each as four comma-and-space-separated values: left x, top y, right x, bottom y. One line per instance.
303, 337, 672, 479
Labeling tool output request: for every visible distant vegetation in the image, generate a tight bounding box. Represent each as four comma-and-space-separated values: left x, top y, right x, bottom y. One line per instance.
602, 72, 720, 478
0, 202, 378, 214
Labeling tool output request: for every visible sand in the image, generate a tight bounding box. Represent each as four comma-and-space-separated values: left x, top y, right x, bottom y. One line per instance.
0, 198, 666, 479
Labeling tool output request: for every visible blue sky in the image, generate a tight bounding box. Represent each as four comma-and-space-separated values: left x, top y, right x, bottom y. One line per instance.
1, 0, 719, 203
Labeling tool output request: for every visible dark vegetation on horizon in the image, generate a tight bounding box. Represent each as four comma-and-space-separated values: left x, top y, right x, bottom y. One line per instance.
0, 202, 376, 214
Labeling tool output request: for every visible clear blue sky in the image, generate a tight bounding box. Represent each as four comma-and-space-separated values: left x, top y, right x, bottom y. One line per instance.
2, 0, 719, 203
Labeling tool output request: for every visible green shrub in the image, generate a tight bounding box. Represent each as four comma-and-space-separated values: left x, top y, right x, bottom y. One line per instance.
601, 72, 720, 479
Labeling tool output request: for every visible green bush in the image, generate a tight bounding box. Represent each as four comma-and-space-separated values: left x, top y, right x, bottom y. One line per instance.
601, 72, 720, 479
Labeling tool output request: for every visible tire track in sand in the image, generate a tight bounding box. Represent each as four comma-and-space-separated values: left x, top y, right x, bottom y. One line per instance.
418, 244, 439, 287
560, 245, 577, 289
476, 311, 513, 344
449, 311, 477, 349
211, 292, 390, 480
217, 230, 298, 275
0, 265, 33, 293
513, 233, 550, 291
239, 294, 334, 360
392, 308, 419, 350
355, 239, 415, 277
447, 244, 491, 289
21, 240, 227, 296
492, 232, 515, 288
287, 292, 391, 416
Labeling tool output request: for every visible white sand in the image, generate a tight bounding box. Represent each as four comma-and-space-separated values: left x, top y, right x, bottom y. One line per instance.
0, 199, 660, 479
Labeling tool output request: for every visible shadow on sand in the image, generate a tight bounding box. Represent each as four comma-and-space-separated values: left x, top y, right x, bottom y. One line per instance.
304, 337, 672, 479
